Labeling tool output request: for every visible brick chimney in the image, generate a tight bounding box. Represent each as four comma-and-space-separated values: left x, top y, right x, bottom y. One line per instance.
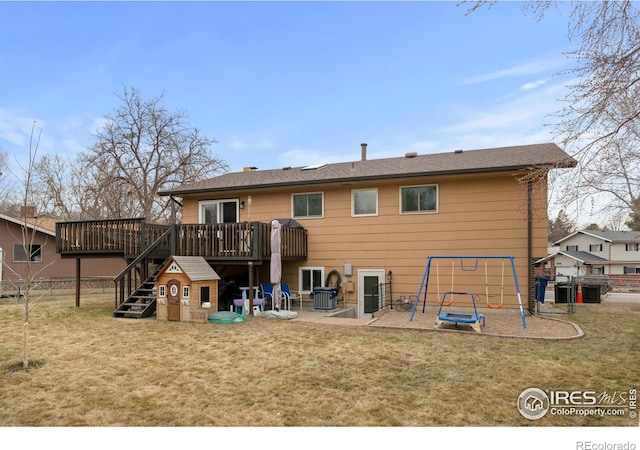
361, 143, 367, 161
20, 205, 37, 219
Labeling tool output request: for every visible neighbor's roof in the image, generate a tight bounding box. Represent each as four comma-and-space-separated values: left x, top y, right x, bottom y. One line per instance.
0, 212, 56, 237
160, 143, 575, 196
536, 250, 608, 265
553, 230, 640, 246
159, 256, 221, 281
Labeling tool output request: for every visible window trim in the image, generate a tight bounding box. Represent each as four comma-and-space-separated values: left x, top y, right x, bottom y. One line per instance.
298, 266, 325, 295
399, 184, 439, 215
292, 192, 324, 219
182, 285, 190, 299
351, 188, 378, 217
198, 199, 239, 224
13, 243, 43, 263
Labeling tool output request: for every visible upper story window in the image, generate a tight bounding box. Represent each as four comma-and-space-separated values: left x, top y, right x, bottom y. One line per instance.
589, 244, 603, 252
352, 188, 378, 216
199, 199, 238, 224
292, 193, 323, 219
566, 245, 578, 252
14, 244, 42, 263
625, 243, 640, 252
401, 185, 438, 214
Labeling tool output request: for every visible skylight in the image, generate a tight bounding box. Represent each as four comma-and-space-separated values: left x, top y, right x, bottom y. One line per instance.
301, 163, 328, 171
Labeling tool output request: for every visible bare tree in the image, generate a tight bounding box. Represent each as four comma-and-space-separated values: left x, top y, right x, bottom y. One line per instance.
548, 209, 577, 242
462, 1, 640, 225
3, 123, 55, 370
78, 86, 228, 222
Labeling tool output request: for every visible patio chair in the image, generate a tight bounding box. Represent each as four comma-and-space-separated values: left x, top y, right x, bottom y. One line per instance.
261, 283, 289, 310
282, 283, 303, 310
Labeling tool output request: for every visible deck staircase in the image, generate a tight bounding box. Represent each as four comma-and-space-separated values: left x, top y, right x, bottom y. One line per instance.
112, 276, 158, 319
113, 227, 173, 319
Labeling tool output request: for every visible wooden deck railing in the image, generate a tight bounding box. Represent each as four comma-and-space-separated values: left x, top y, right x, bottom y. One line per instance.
56, 219, 307, 261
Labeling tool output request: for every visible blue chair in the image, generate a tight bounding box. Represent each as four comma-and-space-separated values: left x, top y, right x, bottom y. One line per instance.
260, 283, 288, 310
282, 283, 303, 309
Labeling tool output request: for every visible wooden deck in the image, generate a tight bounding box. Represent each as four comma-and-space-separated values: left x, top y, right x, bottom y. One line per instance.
56, 218, 307, 261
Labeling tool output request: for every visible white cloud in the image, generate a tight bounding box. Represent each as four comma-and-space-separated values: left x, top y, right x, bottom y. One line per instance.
460, 55, 568, 85
520, 79, 548, 90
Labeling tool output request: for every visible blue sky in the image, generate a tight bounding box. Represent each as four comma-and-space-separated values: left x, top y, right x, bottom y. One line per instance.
0, 1, 575, 174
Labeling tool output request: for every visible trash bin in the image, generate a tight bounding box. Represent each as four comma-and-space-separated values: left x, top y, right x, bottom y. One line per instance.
582, 284, 601, 303
310, 287, 337, 310
535, 277, 549, 303
555, 282, 574, 304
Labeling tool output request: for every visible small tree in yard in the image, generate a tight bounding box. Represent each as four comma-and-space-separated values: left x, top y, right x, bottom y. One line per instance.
3, 123, 54, 370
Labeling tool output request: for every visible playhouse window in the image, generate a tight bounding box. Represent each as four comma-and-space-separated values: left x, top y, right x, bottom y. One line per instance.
183, 286, 190, 298
200, 286, 210, 305
158, 285, 166, 298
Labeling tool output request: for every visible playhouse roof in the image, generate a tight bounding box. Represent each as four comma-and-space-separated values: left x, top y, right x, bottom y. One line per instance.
158, 256, 221, 281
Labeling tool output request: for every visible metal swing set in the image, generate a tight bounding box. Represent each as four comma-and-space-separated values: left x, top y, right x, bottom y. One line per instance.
409, 256, 527, 332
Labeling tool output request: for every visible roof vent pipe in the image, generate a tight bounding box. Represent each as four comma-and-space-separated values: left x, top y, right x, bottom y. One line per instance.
361, 143, 367, 161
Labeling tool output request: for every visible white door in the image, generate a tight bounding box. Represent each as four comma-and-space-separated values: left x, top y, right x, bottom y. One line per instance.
357, 269, 385, 318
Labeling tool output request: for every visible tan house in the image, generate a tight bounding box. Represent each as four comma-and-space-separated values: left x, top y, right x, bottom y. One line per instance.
56, 143, 574, 318
155, 256, 220, 323
159, 143, 575, 317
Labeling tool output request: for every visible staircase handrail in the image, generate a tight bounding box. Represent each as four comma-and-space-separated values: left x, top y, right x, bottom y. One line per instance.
114, 226, 173, 306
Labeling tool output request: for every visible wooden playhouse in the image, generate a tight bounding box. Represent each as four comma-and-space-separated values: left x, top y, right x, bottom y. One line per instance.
155, 256, 220, 323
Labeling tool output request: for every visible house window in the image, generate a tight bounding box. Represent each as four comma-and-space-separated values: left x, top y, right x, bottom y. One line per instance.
199, 199, 239, 224
592, 266, 605, 275
566, 245, 578, 252
624, 266, 640, 274
200, 286, 210, 305
625, 243, 640, 252
13, 244, 42, 262
183, 285, 190, 298
292, 193, 323, 218
299, 267, 324, 294
158, 285, 166, 298
589, 244, 603, 252
352, 188, 378, 216
401, 185, 438, 214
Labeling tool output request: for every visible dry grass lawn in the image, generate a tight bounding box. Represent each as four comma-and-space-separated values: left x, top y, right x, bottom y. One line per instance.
0, 293, 638, 427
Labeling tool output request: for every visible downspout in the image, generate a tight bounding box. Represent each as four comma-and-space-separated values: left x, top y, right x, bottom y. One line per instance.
528, 180, 533, 313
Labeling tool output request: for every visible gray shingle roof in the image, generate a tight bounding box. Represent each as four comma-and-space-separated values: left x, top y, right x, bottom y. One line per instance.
160, 143, 575, 196
163, 256, 221, 281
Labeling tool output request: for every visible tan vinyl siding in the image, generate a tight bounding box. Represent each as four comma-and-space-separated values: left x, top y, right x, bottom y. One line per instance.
179, 171, 547, 310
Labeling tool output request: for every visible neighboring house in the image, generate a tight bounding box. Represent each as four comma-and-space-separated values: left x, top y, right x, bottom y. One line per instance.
0, 211, 126, 286
56, 143, 574, 317
539, 230, 640, 278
